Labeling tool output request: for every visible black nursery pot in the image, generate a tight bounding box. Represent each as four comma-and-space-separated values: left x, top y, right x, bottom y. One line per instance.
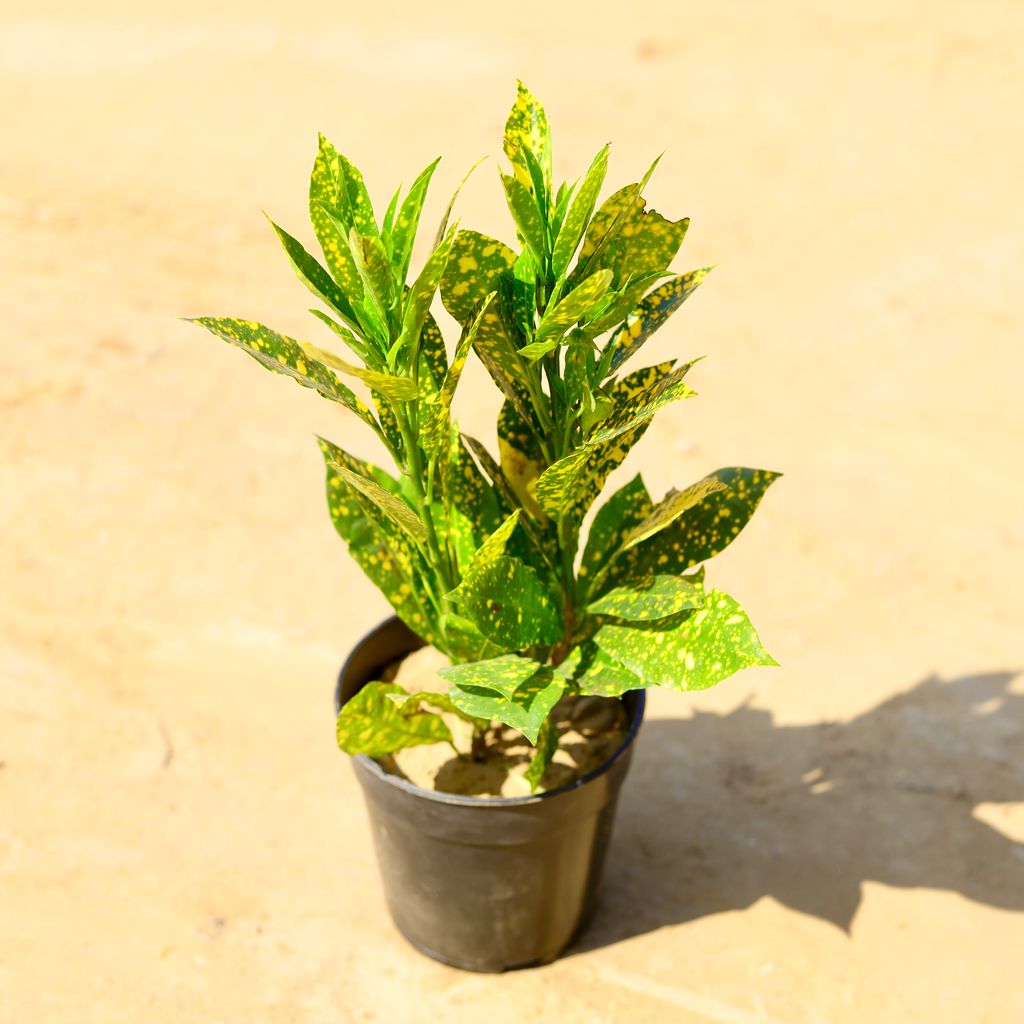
335, 617, 645, 973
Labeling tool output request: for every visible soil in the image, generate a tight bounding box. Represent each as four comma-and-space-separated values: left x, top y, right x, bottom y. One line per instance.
380, 646, 629, 798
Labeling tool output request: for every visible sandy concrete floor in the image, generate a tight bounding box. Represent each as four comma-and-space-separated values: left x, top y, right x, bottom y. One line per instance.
2, 2, 1023, 1021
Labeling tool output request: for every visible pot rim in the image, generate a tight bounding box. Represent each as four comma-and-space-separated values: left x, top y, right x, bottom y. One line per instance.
336, 617, 646, 809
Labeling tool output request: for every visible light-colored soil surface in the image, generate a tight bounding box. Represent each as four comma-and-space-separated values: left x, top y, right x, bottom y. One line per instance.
2, 3, 1023, 1021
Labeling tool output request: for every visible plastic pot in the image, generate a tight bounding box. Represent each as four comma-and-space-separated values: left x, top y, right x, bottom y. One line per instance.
335, 617, 645, 972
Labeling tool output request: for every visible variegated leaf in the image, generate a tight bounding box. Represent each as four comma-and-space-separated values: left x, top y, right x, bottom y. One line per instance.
442, 655, 565, 743
587, 569, 705, 621
337, 153, 379, 237
501, 172, 547, 264
521, 270, 613, 360
319, 439, 439, 644
557, 643, 644, 698
348, 229, 396, 316
298, 340, 418, 401
456, 555, 561, 650
551, 144, 609, 280
268, 218, 358, 323
593, 590, 777, 690
441, 231, 516, 323
420, 294, 494, 458
329, 463, 427, 544
189, 318, 380, 434
604, 467, 781, 586
392, 156, 441, 283
337, 681, 450, 757
503, 81, 552, 195
396, 224, 458, 366
578, 474, 653, 587
309, 135, 364, 303
605, 267, 712, 374
621, 474, 728, 550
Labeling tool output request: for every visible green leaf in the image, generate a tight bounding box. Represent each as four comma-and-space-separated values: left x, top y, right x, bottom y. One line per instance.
319, 439, 440, 645
442, 655, 566, 743
308, 308, 370, 363
501, 172, 547, 264
348, 229, 396, 316
552, 145, 609, 280
605, 267, 712, 374
385, 688, 483, 724
441, 230, 517, 323
309, 135, 365, 303
298, 340, 418, 401
557, 643, 644, 698
593, 590, 777, 690
503, 81, 552, 196
457, 555, 561, 650
497, 400, 546, 522
189, 317, 380, 433
588, 358, 700, 445
417, 315, 448, 397
521, 270, 613, 360
381, 183, 402, 242
534, 449, 588, 518
579, 474, 652, 587
420, 294, 494, 459
337, 153, 379, 237
330, 463, 427, 544
268, 217, 358, 322
392, 156, 441, 284
396, 224, 458, 367
587, 570, 705, 621
337, 681, 451, 757
604, 467, 781, 585
524, 713, 559, 791
621, 474, 728, 550
512, 249, 538, 339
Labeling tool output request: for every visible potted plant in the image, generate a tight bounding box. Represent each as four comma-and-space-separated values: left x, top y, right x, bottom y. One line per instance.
189, 83, 780, 972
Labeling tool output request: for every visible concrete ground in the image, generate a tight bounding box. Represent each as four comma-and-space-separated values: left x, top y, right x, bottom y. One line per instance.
2, 2, 1022, 1021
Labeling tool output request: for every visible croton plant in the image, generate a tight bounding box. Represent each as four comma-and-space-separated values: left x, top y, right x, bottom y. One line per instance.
190, 84, 780, 789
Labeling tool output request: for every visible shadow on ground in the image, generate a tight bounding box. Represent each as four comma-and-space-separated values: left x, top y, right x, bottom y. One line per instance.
575, 671, 1024, 948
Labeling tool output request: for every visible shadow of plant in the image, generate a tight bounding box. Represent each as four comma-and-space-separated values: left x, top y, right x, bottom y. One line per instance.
575, 670, 1024, 947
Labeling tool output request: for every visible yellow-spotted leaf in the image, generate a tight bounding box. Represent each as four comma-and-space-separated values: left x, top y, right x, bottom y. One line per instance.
501, 172, 547, 264
332, 464, 426, 545
336, 681, 451, 757
337, 153, 379, 238
588, 358, 700, 446
552, 145, 609, 280
348, 229, 396, 316
268, 218, 359, 323
420, 294, 494, 459
606, 268, 712, 374
579, 474, 653, 586
189, 317, 380, 433
319, 438, 439, 644
593, 590, 777, 691
535, 450, 588, 518
397, 224, 458, 366
503, 81, 552, 195
308, 308, 370, 363
298, 340, 418, 401
521, 270, 613, 360
587, 570, 705, 621
441, 655, 565, 743
309, 135, 364, 303
605, 467, 781, 586
392, 156, 441, 284
441, 231, 516, 323
621, 474, 728, 550
556, 643, 645, 698
456, 555, 561, 650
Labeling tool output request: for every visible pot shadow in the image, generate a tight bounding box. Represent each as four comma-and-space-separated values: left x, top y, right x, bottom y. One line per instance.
573, 670, 1024, 949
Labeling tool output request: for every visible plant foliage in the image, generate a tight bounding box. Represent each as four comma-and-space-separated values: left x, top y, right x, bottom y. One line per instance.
190, 82, 780, 791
